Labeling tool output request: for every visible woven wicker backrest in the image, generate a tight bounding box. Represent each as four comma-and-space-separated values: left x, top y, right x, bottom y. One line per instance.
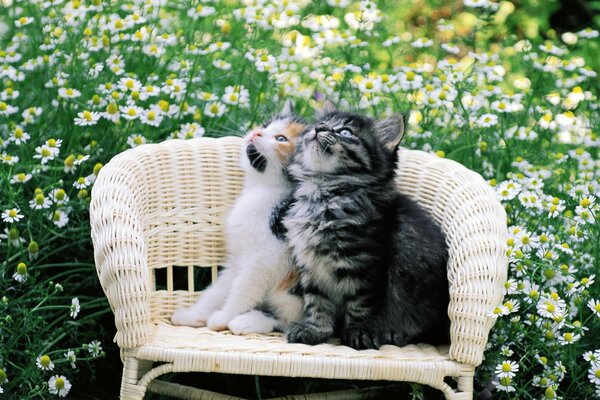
91, 136, 507, 367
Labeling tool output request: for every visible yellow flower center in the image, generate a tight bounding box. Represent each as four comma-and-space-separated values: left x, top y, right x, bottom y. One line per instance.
580, 198, 591, 208
40, 355, 51, 367
147, 111, 155, 120
17, 262, 27, 275
106, 103, 118, 114
127, 108, 137, 117
545, 303, 555, 313
35, 194, 45, 205
125, 79, 134, 89
65, 89, 74, 96
210, 104, 219, 114
77, 177, 86, 185
115, 19, 124, 29
564, 332, 573, 341
55, 377, 65, 389
19, 17, 28, 25
17, 173, 26, 181
134, 136, 144, 145
41, 148, 52, 158
55, 189, 66, 200
501, 362, 512, 372
83, 111, 93, 121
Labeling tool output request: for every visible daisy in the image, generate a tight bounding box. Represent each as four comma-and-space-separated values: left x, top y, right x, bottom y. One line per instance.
73, 154, 90, 166
50, 188, 69, 205
9, 126, 30, 144
70, 298, 80, 318
493, 376, 516, 393
127, 134, 147, 148
0, 101, 19, 116
74, 110, 101, 126
495, 360, 519, 378
477, 113, 498, 127
64, 350, 77, 369
187, 4, 216, 19
222, 85, 250, 108
48, 375, 71, 397
140, 108, 163, 127
51, 209, 69, 228
33, 145, 55, 164
85, 340, 103, 357
139, 84, 160, 100
119, 104, 142, 120
73, 176, 91, 189
411, 38, 433, 48
2, 208, 24, 223
537, 296, 566, 319
557, 331, 581, 345
204, 102, 227, 118
29, 194, 52, 210
142, 43, 165, 58
117, 77, 142, 92
173, 123, 205, 140
36, 355, 54, 371
15, 16, 35, 27
589, 362, 600, 385
213, 59, 232, 70
12, 262, 28, 283
57, 87, 81, 99
10, 172, 32, 184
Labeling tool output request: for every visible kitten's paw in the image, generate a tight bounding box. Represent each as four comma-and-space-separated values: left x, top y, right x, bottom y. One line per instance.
207, 310, 234, 331
228, 311, 276, 335
286, 322, 331, 345
376, 329, 408, 347
342, 328, 378, 350
170, 307, 207, 327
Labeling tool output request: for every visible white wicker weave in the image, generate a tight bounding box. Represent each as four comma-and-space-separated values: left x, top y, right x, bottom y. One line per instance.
90, 136, 508, 400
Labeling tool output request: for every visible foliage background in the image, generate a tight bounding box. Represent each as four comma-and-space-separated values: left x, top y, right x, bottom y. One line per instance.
0, 0, 598, 398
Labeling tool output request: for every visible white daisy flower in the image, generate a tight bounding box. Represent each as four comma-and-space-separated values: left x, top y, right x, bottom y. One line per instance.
119, 104, 143, 120
495, 360, 519, 379
15, 16, 35, 27
138, 108, 163, 127
411, 38, 433, 48
12, 262, 28, 283
477, 113, 498, 127
127, 134, 147, 148
117, 77, 142, 92
29, 194, 52, 210
51, 209, 69, 228
36, 355, 54, 371
49, 189, 69, 205
33, 145, 56, 164
587, 299, 600, 317
10, 172, 32, 184
74, 110, 101, 126
57, 87, 81, 99
48, 375, 71, 397
204, 101, 227, 118
2, 208, 23, 223
557, 331, 581, 345
73, 176, 91, 189
70, 298, 80, 319
64, 350, 77, 369
9, 126, 30, 144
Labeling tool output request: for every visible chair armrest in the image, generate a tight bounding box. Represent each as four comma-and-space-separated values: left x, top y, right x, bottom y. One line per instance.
396, 149, 508, 367
444, 174, 507, 366
90, 151, 152, 349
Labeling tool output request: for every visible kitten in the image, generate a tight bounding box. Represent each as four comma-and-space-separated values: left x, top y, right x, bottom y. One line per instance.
283, 102, 450, 350
171, 101, 305, 335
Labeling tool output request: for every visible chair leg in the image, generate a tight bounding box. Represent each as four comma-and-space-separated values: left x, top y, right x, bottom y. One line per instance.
120, 356, 153, 400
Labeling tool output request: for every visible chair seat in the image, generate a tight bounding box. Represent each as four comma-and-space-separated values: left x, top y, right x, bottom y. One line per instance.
135, 323, 469, 384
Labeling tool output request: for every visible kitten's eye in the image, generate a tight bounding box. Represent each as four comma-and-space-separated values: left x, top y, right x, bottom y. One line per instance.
338, 129, 353, 138
275, 135, 288, 142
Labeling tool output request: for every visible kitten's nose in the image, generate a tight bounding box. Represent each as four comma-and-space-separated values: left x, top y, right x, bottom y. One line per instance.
315, 123, 331, 133
249, 130, 263, 140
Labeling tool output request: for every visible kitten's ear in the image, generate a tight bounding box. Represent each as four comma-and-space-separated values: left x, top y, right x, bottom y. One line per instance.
315, 100, 338, 119
373, 113, 405, 151
280, 99, 294, 118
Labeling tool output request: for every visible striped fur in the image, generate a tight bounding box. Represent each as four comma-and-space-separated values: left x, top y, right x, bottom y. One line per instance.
283, 108, 450, 349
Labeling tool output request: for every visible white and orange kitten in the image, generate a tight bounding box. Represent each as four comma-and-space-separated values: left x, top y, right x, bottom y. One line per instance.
171, 101, 304, 334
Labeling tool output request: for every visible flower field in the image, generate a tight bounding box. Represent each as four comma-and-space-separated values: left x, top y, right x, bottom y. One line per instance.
0, 0, 599, 398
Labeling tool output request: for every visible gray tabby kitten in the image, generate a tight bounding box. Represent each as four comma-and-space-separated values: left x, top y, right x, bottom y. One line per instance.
283, 103, 450, 350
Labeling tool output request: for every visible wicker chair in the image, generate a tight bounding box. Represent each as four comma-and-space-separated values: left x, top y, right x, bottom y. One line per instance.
90, 136, 507, 400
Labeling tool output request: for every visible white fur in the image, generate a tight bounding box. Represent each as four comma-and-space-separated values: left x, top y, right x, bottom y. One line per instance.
171, 119, 303, 333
